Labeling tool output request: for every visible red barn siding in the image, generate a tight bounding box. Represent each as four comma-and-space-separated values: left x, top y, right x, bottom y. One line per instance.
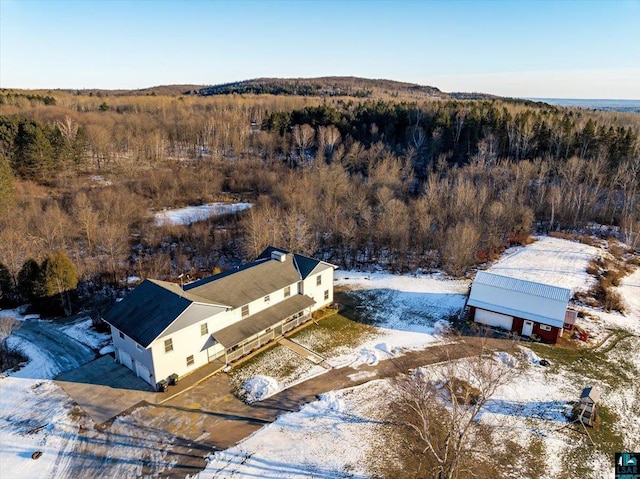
470, 310, 560, 344
532, 323, 560, 343
511, 317, 524, 335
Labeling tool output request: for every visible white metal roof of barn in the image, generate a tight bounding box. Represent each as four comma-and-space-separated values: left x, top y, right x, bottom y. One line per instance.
473, 271, 571, 302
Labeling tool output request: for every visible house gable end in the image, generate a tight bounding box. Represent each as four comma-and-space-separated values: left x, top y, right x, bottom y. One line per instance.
103, 279, 193, 347
157, 302, 228, 339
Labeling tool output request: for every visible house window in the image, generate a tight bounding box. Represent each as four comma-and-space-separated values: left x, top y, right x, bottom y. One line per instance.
324, 290, 329, 301
164, 338, 173, 353
316, 275, 322, 286
284, 286, 291, 298
264, 295, 270, 303
540, 324, 552, 332
241, 305, 249, 318
186, 355, 194, 366
136, 343, 143, 352
200, 323, 208, 336
119, 331, 125, 339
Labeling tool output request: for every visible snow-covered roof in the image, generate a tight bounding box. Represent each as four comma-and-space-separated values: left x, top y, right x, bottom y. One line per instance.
467, 271, 571, 328
472, 271, 571, 302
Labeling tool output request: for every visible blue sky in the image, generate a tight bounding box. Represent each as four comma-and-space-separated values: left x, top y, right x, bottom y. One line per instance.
1, 0, 639, 98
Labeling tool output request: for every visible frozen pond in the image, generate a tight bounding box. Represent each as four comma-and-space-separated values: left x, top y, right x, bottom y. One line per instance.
154, 202, 253, 226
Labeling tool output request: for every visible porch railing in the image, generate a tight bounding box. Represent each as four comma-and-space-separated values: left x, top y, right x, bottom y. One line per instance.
224, 313, 312, 364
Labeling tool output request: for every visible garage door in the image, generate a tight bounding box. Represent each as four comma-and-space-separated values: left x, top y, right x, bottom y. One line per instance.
136, 362, 153, 385
118, 349, 133, 370
475, 309, 513, 330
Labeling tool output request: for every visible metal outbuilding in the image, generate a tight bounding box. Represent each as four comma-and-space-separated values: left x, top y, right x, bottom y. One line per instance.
467, 271, 572, 343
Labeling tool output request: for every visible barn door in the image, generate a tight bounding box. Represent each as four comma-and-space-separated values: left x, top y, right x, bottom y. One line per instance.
522, 320, 534, 337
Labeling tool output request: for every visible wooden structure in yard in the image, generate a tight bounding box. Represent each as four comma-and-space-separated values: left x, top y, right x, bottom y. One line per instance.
578, 386, 600, 427
559, 386, 601, 445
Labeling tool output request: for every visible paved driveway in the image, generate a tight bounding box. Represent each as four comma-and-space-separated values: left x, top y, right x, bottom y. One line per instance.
55, 356, 156, 424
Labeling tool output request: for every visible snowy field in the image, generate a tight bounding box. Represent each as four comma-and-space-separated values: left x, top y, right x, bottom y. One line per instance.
486, 236, 600, 294
195, 382, 393, 479
154, 202, 252, 226
1, 235, 637, 479
199, 236, 639, 479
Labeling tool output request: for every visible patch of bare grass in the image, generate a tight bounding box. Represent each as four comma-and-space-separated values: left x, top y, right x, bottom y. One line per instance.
290, 312, 379, 357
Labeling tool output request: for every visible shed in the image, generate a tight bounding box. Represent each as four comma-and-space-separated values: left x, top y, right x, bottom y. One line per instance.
466, 271, 572, 343
580, 386, 600, 405
578, 386, 600, 426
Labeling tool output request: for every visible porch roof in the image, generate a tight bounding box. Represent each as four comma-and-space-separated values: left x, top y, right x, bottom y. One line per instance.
212, 294, 315, 348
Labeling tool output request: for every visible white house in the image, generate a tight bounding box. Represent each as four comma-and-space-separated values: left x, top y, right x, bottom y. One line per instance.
466, 271, 572, 343
104, 247, 336, 390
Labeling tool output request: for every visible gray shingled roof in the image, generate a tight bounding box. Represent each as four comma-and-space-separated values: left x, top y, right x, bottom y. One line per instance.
104, 247, 333, 348
185, 254, 301, 307
104, 279, 195, 347
212, 294, 315, 348
257, 246, 335, 279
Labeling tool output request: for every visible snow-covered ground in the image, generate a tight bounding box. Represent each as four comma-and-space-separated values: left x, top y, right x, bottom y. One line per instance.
201, 236, 639, 479
195, 382, 392, 479
154, 202, 252, 226
60, 317, 111, 351
1, 236, 637, 479
486, 236, 600, 294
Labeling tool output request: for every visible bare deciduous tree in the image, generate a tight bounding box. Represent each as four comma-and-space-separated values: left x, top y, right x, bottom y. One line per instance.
291, 124, 315, 160
391, 350, 516, 479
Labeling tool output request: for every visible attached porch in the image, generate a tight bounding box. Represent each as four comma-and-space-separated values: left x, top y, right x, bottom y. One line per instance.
211, 294, 316, 364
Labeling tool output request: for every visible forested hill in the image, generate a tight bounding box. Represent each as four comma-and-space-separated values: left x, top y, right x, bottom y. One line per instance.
197, 77, 446, 98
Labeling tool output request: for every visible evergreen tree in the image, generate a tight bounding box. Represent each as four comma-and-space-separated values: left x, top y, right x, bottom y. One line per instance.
17, 259, 43, 304
0, 151, 14, 212
41, 252, 78, 316
13, 119, 55, 182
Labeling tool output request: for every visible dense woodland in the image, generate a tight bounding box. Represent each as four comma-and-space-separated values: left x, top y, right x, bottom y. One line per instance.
0, 80, 638, 315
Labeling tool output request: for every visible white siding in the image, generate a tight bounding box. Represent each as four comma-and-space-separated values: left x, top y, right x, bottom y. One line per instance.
302, 267, 334, 311
468, 281, 567, 328
475, 309, 513, 330
110, 325, 155, 386
150, 320, 216, 382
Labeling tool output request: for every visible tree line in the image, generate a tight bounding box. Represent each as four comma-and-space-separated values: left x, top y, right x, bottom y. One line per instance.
0, 89, 638, 315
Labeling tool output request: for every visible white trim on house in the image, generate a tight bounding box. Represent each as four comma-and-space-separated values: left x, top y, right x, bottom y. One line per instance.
105, 247, 335, 390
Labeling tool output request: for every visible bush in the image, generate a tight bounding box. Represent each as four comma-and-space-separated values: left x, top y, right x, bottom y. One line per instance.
586, 259, 601, 277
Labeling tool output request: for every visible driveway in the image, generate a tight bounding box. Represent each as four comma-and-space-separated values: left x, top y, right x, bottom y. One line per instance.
109, 338, 487, 478
55, 356, 157, 424
10, 315, 494, 479
12, 318, 96, 379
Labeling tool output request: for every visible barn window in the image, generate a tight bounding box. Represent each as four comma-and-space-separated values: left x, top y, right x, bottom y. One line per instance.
200, 323, 208, 336
540, 324, 552, 332
119, 331, 125, 339
186, 355, 194, 366
241, 305, 249, 317
284, 286, 291, 297
324, 289, 329, 300
164, 338, 173, 353
316, 275, 322, 286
